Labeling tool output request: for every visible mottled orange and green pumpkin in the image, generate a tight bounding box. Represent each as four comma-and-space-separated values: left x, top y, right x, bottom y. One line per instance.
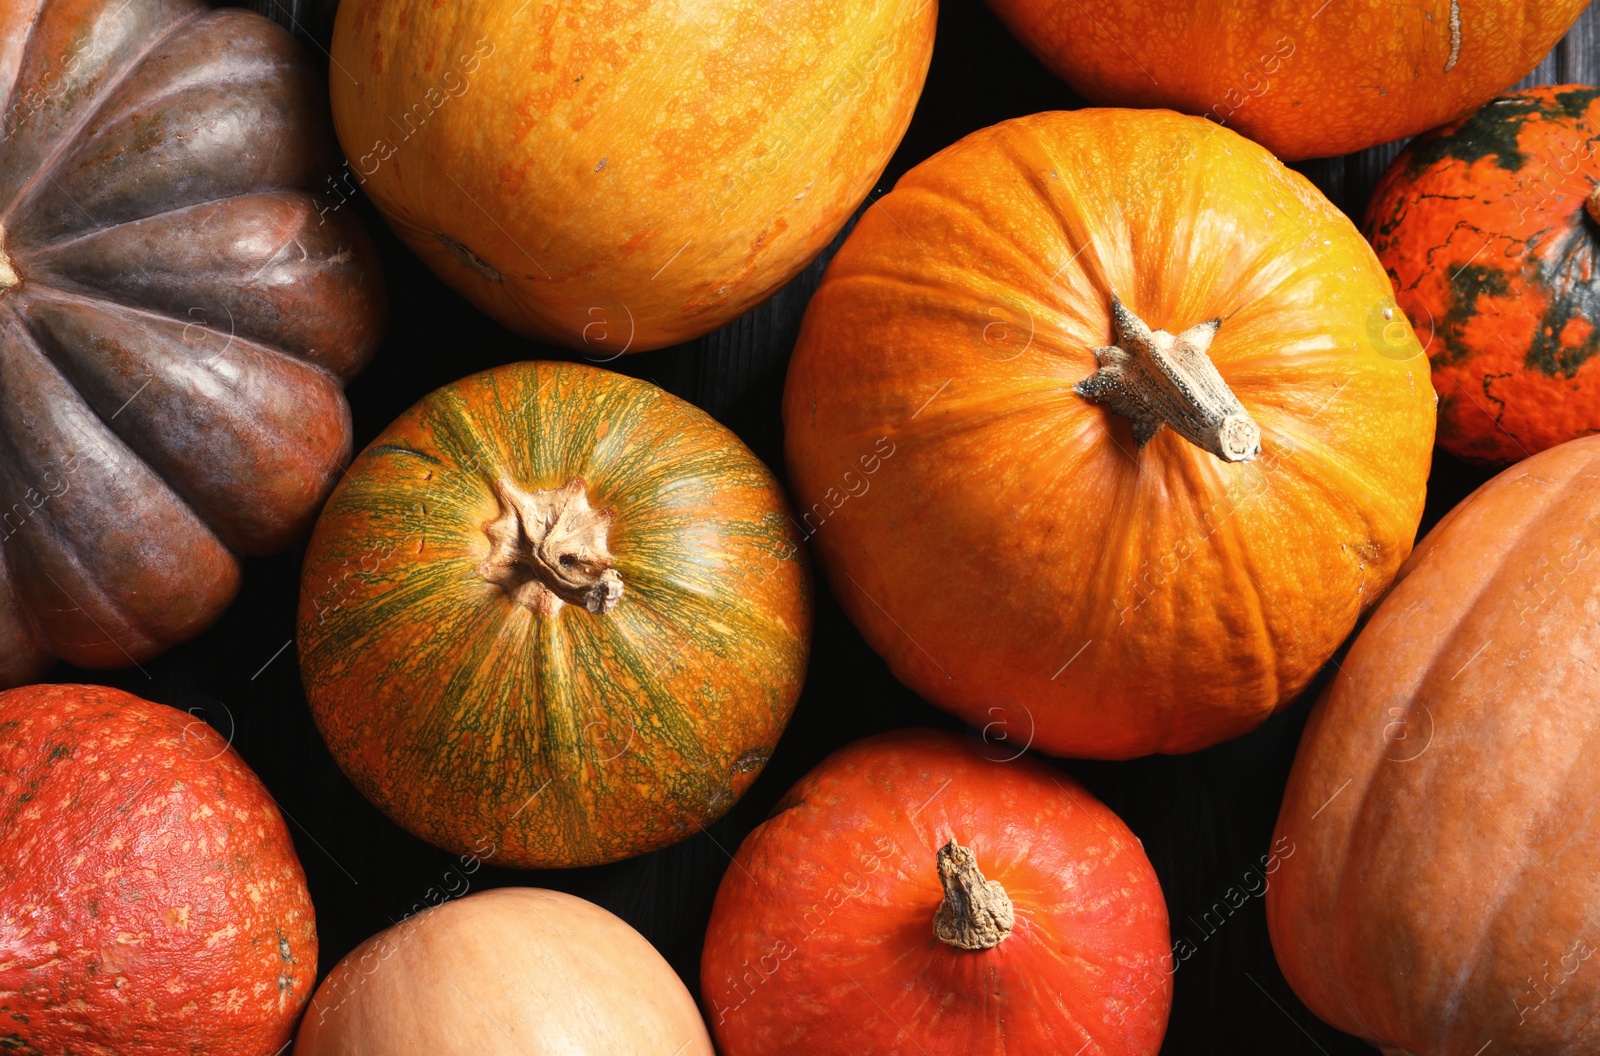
1366, 85, 1600, 464
297, 362, 811, 869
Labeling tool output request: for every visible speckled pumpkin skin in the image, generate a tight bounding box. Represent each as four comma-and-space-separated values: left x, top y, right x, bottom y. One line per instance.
983, 0, 1587, 161
297, 362, 812, 869
0, 684, 317, 1056
1367, 85, 1600, 465
701, 729, 1172, 1055
327, 0, 934, 352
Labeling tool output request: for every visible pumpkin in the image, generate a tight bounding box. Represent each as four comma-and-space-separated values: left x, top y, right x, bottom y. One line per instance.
326, 0, 934, 353
0, 683, 317, 1055
1267, 434, 1600, 1055
782, 109, 1437, 759
701, 728, 1171, 1055
295, 887, 712, 1055
0, 0, 386, 689
982, 0, 1588, 161
1366, 84, 1600, 465
297, 361, 811, 868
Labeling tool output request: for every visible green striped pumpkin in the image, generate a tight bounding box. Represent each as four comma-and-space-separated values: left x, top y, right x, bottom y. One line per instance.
297, 362, 812, 868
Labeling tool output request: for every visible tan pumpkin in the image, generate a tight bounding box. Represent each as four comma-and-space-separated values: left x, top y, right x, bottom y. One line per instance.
1269, 434, 1600, 1054
294, 887, 712, 1056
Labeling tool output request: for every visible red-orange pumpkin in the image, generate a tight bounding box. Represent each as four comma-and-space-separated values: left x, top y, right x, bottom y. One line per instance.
701, 729, 1172, 1055
296, 888, 712, 1056
783, 109, 1437, 759
1366, 85, 1600, 465
983, 0, 1588, 161
0, 684, 317, 1055
1269, 434, 1600, 1055
328, 0, 935, 352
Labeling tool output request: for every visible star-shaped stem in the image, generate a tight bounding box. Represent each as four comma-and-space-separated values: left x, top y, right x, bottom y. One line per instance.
479, 478, 624, 616
1074, 294, 1261, 463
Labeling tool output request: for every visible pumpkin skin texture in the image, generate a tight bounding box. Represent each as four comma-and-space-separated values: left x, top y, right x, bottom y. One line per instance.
327, 0, 935, 353
297, 361, 811, 869
982, 0, 1587, 162
783, 109, 1437, 760
0, 684, 317, 1056
1366, 85, 1600, 466
1267, 435, 1600, 1056
0, 0, 386, 689
294, 887, 713, 1056
701, 728, 1171, 1055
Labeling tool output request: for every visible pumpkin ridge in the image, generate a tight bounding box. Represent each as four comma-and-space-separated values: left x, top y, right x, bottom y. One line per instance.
1402, 470, 1600, 1044
1192, 489, 1282, 724
0, 309, 238, 652
1522, 224, 1600, 378
991, 124, 1111, 294
0, 3, 208, 228
1319, 467, 1578, 1038
13, 278, 344, 383
14, 285, 355, 554
874, 179, 1092, 325
1434, 724, 1594, 1048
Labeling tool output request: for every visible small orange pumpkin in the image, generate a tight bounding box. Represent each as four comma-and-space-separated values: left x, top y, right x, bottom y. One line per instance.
701, 729, 1172, 1055
783, 109, 1437, 758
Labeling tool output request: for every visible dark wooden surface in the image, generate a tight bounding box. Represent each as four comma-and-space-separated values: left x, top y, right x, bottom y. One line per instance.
50, 1, 1599, 1052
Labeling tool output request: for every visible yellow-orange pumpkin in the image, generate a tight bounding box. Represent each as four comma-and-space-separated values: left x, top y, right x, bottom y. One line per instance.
983, 0, 1588, 161
783, 109, 1437, 759
328, 0, 935, 352
1269, 434, 1600, 1055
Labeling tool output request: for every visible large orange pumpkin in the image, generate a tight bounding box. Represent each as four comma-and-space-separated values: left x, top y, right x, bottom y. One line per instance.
783, 109, 1437, 759
701, 729, 1172, 1055
982, 0, 1588, 161
0, 685, 317, 1056
295, 888, 712, 1055
298, 361, 811, 868
1268, 434, 1600, 1055
328, 0, 935, 352
1366, 85, 1600, 465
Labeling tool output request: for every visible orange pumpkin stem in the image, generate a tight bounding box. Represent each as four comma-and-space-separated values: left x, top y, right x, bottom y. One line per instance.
932, 838, 1014, 951
1075, 294, 1261, 463
479, 477, 624, 617
0, 224, 17, 293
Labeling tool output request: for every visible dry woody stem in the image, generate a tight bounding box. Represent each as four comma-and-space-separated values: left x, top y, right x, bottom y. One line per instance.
479, 477, 623, 617
0, 223, 18, 293
1075, 294, 1261, 463
932, 838, 1015, 951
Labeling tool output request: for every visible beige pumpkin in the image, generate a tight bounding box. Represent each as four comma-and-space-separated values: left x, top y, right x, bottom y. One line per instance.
294, 888, 712, 1055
